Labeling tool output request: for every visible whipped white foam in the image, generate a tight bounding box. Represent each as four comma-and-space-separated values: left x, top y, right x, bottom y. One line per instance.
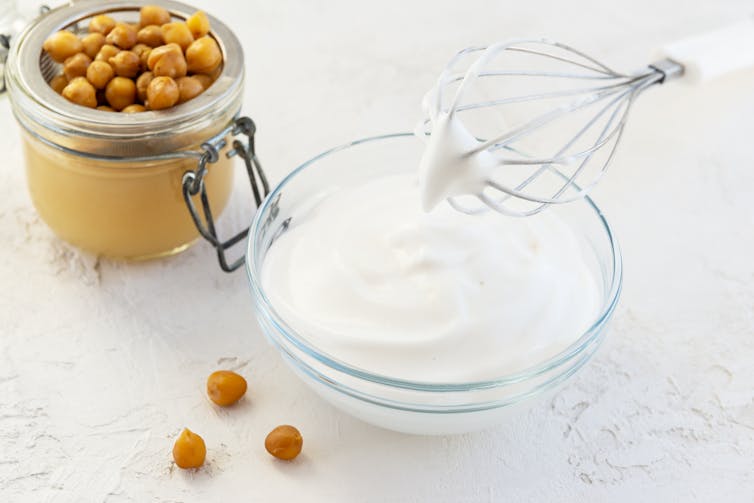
416, 43, 503, 211
417, 112, 498, 211
261, 173, 599, 381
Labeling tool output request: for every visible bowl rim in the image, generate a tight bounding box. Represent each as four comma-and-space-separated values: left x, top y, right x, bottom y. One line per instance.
246, 132, 622, 392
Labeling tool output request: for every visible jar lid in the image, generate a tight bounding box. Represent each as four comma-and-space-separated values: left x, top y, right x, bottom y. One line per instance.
5, 0, 244, 157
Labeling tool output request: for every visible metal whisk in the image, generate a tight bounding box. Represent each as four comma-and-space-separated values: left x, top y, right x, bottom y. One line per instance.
417, 22, 754, 216
416, 39, 681, 217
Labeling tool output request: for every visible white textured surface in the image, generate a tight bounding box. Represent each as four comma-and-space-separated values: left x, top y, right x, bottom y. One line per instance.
2, 0, 754, 501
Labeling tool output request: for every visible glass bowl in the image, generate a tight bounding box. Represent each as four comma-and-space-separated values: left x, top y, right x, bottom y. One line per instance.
246, 133, 622, 435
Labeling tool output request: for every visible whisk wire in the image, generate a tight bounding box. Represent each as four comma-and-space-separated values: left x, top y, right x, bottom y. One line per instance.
470, 83, 638, 155
421, 39, 679, 216
475, 71, 662, 215
505, 46, 620, 77
475, 98, 630, 209
453, 78, 644, 115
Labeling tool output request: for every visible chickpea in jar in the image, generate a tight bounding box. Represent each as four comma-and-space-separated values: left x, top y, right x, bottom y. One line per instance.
109, 50, 141, 78
105, 22, 137, 49
131, 44, 152, 71
88, 14, 116, 35
162, 22, 194, 51
147, 43, 187, 79
140, 5, 172, 27
105, 76, 136, 110
63, 53, 91, 81
187, 11, 210, 39
42, 31, 83, 63
136, 25, 163, 47
186, 36, 222, 74
81, 32, 106, 59
176, 76, 204, 104
121, 104, 147, 113
147, 76, 179, 110
136, 71, 154, 103
95, 44, 120, 63
85, 60, 114, 89
49, 74, 68, 94
62, 77, 97, 108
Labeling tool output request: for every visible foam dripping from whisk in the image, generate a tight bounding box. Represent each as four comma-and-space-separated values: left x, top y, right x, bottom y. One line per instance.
415, 44, 505, 212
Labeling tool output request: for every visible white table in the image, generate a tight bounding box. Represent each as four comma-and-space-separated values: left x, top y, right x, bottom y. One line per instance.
2, 0, 753, 501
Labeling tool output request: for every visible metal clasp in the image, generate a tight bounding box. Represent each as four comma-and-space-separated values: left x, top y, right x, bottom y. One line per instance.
182, 116, 269, 272
0, 34, 9, 93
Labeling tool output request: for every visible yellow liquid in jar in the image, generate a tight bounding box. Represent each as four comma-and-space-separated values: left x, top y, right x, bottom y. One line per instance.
22, 131, 234, 259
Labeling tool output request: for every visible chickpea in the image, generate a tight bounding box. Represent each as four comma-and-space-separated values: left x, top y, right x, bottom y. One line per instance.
105, 23, 137, 49
176, 76, 204, 103
136, 71, 154, 103
42, 31, 83, 63
161, 22, 194, 51
186, 11, 210, 39
86, 61, 115, 89
108, 50, 140, 78
49, 74, 68, 94
140, 5, 171, 27
121, 104, 147, 113
186, 36, 222, 74
131, 44, 152, 71
147, 43, 187, 79
136, 25, 163, 47
87, 60, 115, 89
172, 428, 206, 469
105, 76, 136, 110
265, 425, 303, 461
61, 52, 90, 81
95, 44, 120, 63
192, 73, 214, 91
62, 77, 97, 108
206, 370, 247, 406
132, 43, 151, 57
89, 14, 116, 35
146, 76, 179, 110
81, 32, 106, 60
96, 105, 115, 112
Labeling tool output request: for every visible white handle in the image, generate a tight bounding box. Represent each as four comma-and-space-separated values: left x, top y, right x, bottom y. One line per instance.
658, 17, 754, 84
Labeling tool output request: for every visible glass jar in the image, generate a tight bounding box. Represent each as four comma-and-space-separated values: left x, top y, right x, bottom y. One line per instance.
5, 0, 264, 267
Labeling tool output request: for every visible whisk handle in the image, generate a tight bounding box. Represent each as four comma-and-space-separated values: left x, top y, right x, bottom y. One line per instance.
658, 18, 754, 84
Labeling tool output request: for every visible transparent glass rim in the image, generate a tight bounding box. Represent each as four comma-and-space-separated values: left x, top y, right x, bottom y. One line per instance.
246, 133, 623, 392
